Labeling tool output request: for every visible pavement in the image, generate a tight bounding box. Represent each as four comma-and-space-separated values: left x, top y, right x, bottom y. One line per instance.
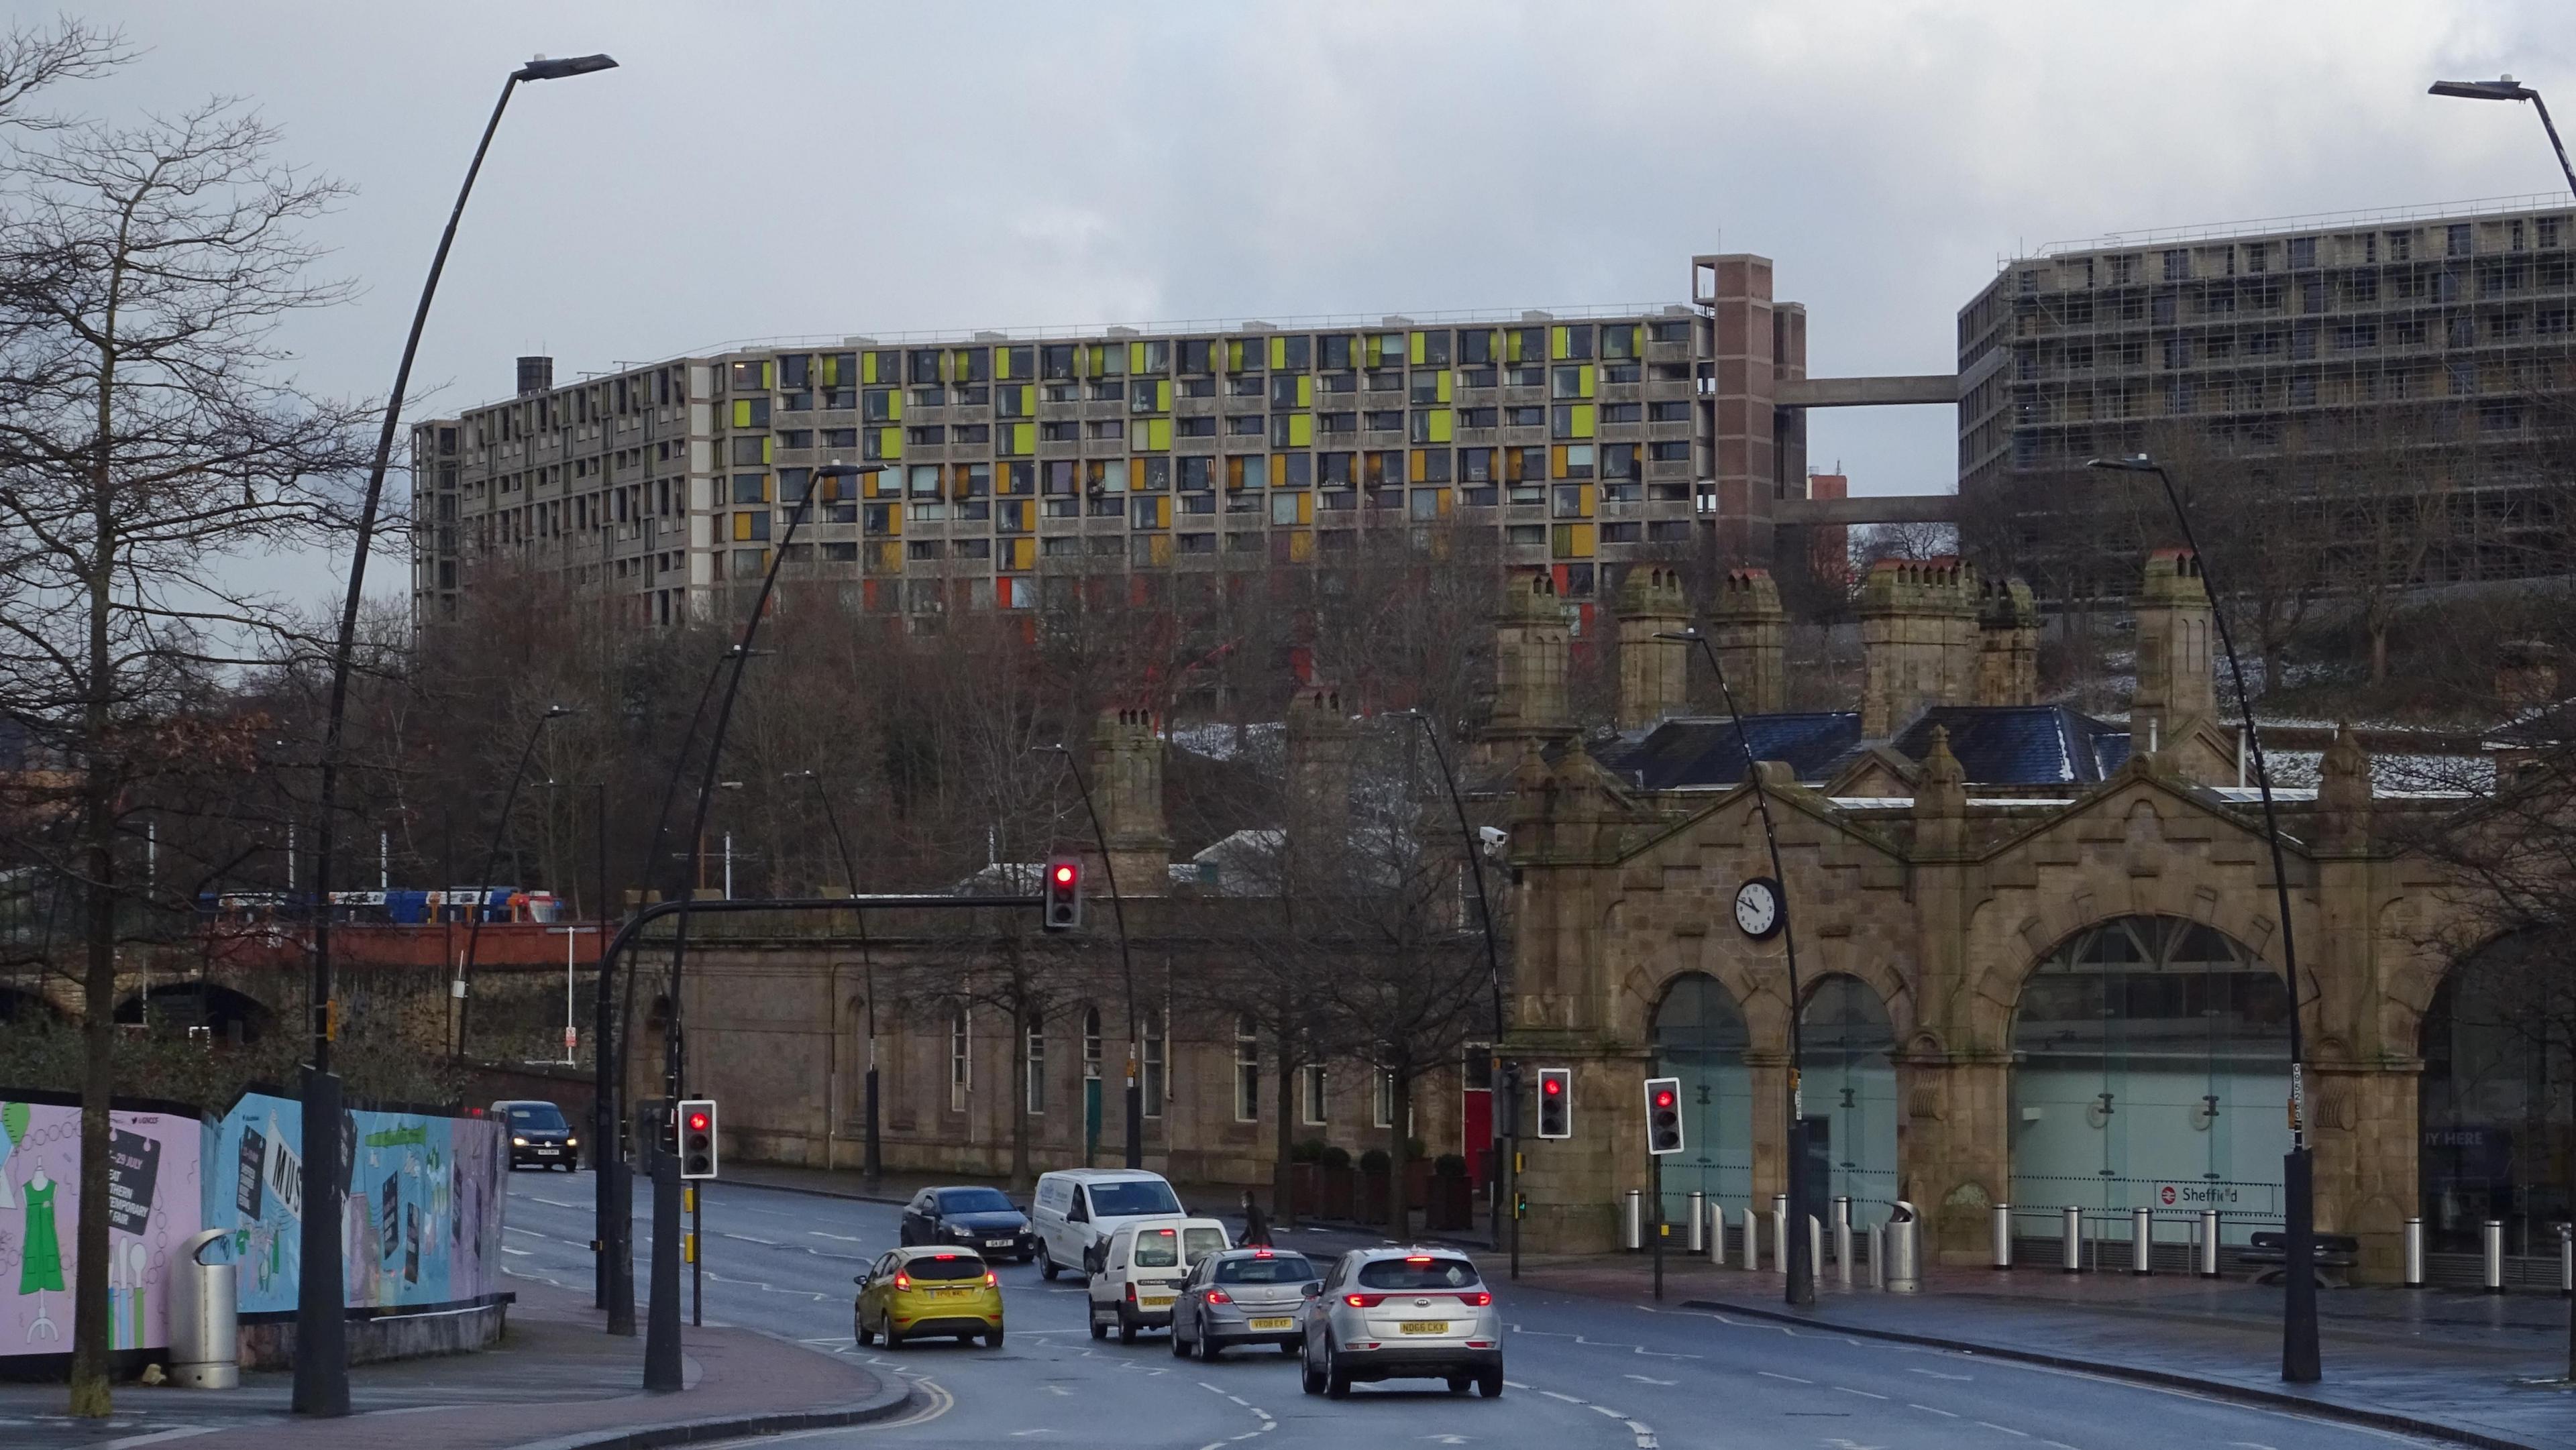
0, 1227, 911, 1449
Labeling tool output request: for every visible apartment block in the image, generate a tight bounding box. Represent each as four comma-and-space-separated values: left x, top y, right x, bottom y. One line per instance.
410, 252, 1823, 630
1960, 199, 2576, 579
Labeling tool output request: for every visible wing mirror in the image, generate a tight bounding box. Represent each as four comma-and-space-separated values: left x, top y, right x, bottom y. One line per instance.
853, 1274, 868, 1286
1299, 1281, 1322, 1298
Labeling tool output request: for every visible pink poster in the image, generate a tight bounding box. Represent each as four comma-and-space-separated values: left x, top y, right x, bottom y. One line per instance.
0, 1100, 204, 1357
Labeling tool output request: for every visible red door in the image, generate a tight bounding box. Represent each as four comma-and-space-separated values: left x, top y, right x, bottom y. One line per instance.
1461, 1086, 1493, 1193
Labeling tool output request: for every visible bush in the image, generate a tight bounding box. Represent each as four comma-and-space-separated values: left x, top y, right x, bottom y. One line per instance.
1433, 1153, 1469, 1178
1359, 1147, 1391, 1176
1289, 1137, 1328, 1164
1319, 1144, 1351, 1170
1405, 1137, 1427, 1162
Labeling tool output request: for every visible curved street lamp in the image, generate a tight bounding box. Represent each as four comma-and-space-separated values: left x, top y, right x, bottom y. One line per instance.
789, 768, 881, 1188
2087, 451, 2319, 1384
452, 704, 572, 1062
298, 51, 615, 1418
2429, 75, 2576, 197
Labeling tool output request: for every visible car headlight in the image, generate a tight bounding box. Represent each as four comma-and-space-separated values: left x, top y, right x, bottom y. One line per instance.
566, 1137, 578, 1148
512, 1136, 528, 1146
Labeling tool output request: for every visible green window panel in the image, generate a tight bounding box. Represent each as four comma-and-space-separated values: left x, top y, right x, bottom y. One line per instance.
731, 399, 753, 428
1436, 370, 1453, 403
1568, 404, 1595, 439
879, 427, 904, 459
1426, 409, 1453, 443
1580, 365, 1597, 398
1287, 414, 1313, 448
1550, 326, 1570, 360
994, 348, 1011, 380
1506, 330, 1525, 364
1226, 339, 1246, 371
890, 391, 904, 423
1269, 335, 1287, 370
1296, 375, 1313, 408
1409, 332, 1428, 366
1130, 341, 1148, 374
1148, 418, 1171, 451
861, 353, 879, 384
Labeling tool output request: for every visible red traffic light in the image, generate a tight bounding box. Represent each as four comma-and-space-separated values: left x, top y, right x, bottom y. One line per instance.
1654, 1089, 1675, 1109
1052, 862, 1076, 885
688, 1111, 710, 1131
1542, 1078, 1562, 1096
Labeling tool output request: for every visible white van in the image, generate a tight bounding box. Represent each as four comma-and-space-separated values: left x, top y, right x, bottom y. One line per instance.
1030, 1168, 1186, 1280
1086, 1217, 1232, 1341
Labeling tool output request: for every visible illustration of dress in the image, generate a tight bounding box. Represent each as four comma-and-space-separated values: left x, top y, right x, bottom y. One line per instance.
20, 1180, 64, 1293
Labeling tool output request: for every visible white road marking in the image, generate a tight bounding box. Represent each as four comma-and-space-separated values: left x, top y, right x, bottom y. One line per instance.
720, 1232, 783, 1245
1756, 1370, 1812, 1384
1977, 1423, 2031, 1438
1909, 1403, 1959, 1417
1909, 1365, 1974, 1380
500, 1246, 532, 1257
101, 1430, 221, 1448
1623, 1373, 1676, 1385
810, 1230, 869, 1241
1833, 1386, 1888, 1400
1540, 1389, 1585, 1403
2231, 1444, 2280, 1450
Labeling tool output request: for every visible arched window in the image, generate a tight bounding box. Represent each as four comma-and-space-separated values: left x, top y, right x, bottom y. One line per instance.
1802, 974, 1897, 1211
949, 1005, 971, 1113
2420, 932, 2571, 1256
1142, 1010, 1165, 1118
1234, 1015, 1260, 1123
1652, 972, 1753, 1209
2012, 915, 2288, 1243
1026, 1015, 1046, 1116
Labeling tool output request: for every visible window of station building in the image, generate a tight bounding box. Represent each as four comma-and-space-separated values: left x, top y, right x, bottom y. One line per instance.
1601, 402, 1644, 425
1177, 531, 1216, 553
1177, 338, 1215, 374
727, 359, 767, 392
1318, 372, 1356, 396
1085, 458, 1129, 494
1362, 370, 1403, 395
1408, 488, 1445, 521
1089, 378, 1126, 402
953, 423, 991, 444
906, 540, 945, 561
1556, 443, 1595, 479
1319, 487, 1355, 512
1180, 490, 1216, 515
1361, 451, 1402, 488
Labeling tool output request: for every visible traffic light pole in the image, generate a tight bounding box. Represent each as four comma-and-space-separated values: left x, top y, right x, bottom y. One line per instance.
1651, 1153, 1666, 1302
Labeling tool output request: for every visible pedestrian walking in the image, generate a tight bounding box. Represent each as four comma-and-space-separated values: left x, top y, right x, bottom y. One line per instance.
1240, 1189, 1273, 1247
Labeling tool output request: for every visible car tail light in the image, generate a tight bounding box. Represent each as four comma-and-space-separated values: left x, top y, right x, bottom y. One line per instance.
1344, 1292, 1387, 1308
984, 1272, 999, 1288
1204, 1290, 1231, 1304
892, 1272, 913, 1292
1458, 1291, 1492, 1306
1252, 1248, 1273, 1258
1126, 1283, 1138, 1304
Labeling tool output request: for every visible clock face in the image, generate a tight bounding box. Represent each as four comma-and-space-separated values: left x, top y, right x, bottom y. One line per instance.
1733, 878, 1782, 940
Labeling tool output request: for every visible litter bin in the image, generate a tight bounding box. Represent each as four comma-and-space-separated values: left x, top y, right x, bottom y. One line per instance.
168, 1229, 238, 1389
1883, 1201, 1921, 1294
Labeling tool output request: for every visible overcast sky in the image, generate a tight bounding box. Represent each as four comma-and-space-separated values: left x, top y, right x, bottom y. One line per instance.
42, 0, 2576, 607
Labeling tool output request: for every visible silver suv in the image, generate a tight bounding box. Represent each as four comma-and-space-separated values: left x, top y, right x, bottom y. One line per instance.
1299, 1247, 1503, 1398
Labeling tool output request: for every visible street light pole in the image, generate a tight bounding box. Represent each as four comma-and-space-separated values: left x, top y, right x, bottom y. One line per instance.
646, 461, 871, 1391
1042, 742, 1144, 1170
453, 704, 570, 1062
1656, 629, 1815, 1308
792, 769, 879, 1188
2088, 451, 2319, 1384
1401, 712, 1513, 1273
297, 52, 614, 1419
2430, 76, 2576, 197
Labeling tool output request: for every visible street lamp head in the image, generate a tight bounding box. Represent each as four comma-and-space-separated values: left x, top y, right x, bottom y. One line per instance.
542, 704, 574, 719
2085, 453, 2160, 473
2430, 76, 2534, 102
1651, 629, 1704, 643
516, 54, 619, 82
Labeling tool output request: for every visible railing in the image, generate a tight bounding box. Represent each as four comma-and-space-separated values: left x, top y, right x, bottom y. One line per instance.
2033, 192, 2574, 258
686, 302, 1682, 356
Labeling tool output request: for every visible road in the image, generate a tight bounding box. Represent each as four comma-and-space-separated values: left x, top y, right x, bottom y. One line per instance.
502, 1172, 2454, 1450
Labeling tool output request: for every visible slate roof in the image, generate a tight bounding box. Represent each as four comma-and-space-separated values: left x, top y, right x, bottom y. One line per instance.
1601, 713, 1864, 789
1885, 705, 2133, 787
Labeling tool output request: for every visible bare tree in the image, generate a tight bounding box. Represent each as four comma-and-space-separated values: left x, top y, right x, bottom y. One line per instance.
0, 95, 363, 1414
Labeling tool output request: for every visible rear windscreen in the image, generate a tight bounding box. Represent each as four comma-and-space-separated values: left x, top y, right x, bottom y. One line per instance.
906, 1255, 986, 1281
1132, 1228, 1179, 1268
1215, 1254, 1316, 1284
1182, 1227, 1227, 1264
1356, 1257, 1479, 1290
1088, 1180, 1182, 1217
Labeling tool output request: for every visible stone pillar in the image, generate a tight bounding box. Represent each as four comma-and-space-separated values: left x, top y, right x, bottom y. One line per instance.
2131, 548, 2216, 747
1284, 684, 1356, 856
1858, 558, 1977, 737
1976, 577, 2039, 706
1707, 567, 1785, 715
1086, 707, 1170, 897
1614, 565, 1690, 730
1482, 568, 1572, 767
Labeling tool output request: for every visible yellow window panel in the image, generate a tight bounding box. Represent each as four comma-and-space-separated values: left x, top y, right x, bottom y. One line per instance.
1019, 384, 1036, 414
1408, 332, 1428, 365
1146, 534, 1173, 566
886, 510, 902, 537
861, 353, 879, 384
1009, 537, 1036, 570
1571, 404, 1595, 439
994, 348, 1010, 380
1296, 492, 1314, 524
1436, 370, 1453, 403
1148, 418, 1171, 451
761, 437, 774, 463
1426, 409, 1453, 443
1288, 531, 1313, 563
1016, 422, 1036, 454
1505, 330, 1524, 364
1269, 335, 1287, 370
1436, 488, 1454, 516
1552, 522, 1595, 558
1579, 365, 1597, 398
729, 512, 748, 541
1129, 341, 1148, 373
1628, 325, 1645, 357
1156, 379, 1172, 412
1409, 450, 1427, 483
1226, 339, 1245, 372
1550, 325, 1570, 361
731, 400, 753, 428
1296, 376, 1313, 408
1552, 445, 1569, 478
1287, 414, 1312, 448
888, 392, 903, 423
761, 361, 775, 389
1580, 484, 1597, 516
879, 427, 904, 459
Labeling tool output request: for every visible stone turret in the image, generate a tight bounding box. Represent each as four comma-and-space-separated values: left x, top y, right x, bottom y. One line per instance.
1614, 565, 1690, 730
2316, 722, 2373, 850
1912, 725, 1968, 852
1859, 557, 1978, 737
1486, 569, 1572, 762
1285, 684, 1357, 854
1087, 707, 1170, 896
1707, 567, 1786, 715
2132, 548, 2217, 748
1976, 577, 2039, 706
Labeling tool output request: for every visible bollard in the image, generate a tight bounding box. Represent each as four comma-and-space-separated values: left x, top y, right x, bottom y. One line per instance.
168, 1229, 239, 1390
1740, 1203, 1759, 1270
2483, 1219, 2506, 1294
1772, 1194, 1790, 1276
1686, 1190, 1706, 1254
1809, 1215, 1825, 1289
1884, 1201, 1922, 1293
1869, 1222, 1886, 1289
2061, 1206, 2084, 1273
2402, 1217, 2424, 1288
2199, 1209, 2220, 1279
1623, 1188, 1644, 1251
2561, 1225, 2572, 1298
2130, 1207, 2153, 1275
1833, 1195, 1854, 1286
1706, 1198, 1725, 1267
1992, 1203, 2013, 1269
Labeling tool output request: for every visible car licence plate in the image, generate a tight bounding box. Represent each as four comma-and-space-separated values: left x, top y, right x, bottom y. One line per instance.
535, 1148, 558, 1155
1399, 1320, 1449, 1335
1140, 1295, 1174, 1309
985, 1239, 1014, 1249
1249, 1317, 1294, 1331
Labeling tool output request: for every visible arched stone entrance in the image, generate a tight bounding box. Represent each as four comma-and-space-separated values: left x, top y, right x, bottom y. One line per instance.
1652, 972, 1750, 1218
2010, 915, 2290, 1243
1803, 974, 1897, 1212
2419, 931, 2572, 1257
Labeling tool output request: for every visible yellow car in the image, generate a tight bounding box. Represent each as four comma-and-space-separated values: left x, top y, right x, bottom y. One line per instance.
855, 1246, 1004, 1349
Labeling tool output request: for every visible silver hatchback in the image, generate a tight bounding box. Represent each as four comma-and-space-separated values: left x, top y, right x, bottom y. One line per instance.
1299, 1247, 1503, 1398
1172, 1247, 1320, 1359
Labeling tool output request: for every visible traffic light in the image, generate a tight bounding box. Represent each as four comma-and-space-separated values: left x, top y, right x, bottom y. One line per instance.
1535, 1067, 1571, 1139
678, 1098, 718, 1180
1645, 1076, 1684, 1156
1042, 855, 1082, 932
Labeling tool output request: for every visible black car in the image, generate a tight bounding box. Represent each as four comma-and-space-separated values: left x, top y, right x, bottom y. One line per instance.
494, 1099, 579, 1171
900, 1186, 1036, 1262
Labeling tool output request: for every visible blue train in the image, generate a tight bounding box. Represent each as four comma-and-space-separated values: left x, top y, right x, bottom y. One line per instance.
195, 888, 564, 926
